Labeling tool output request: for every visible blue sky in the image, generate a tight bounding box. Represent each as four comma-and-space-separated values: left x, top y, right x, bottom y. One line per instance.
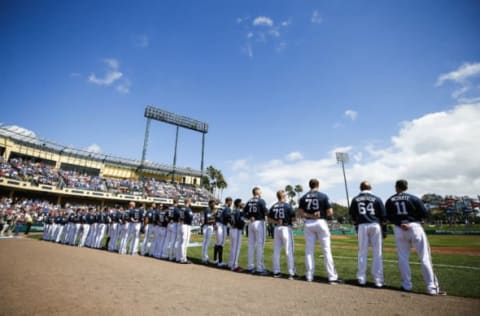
1, 0, 479, 205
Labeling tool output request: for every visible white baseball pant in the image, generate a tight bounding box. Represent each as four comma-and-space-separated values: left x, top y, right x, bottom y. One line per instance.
127, 222, 141, 255
247, 220, 266, 272
304, 219, 338, 282
357, 222, 384, 286
273, 226, 295, 276
141, 223, 154, 256
228, 227, 243, 270
202, 225, 214, 262
176, 223, 191, 262
393, 222, 440, 294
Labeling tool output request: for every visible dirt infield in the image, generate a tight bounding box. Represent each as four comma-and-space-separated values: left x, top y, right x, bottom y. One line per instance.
1, 238, 479, 316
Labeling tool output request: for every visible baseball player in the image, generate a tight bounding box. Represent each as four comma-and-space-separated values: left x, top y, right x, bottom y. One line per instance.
298, 179, 343, 284
126, 202, 143, 255
176, 198, 194, 263
70, 209, 82, 246
269, 190, 296, 279
141, 203, 155, 256
244, 187, 269, 274
86, 209, 98, 247
228, 198, 245, 271
162, 199, 180, 260
201, 199, 216, 263
349, 181, 386, 287
214, 197, 232, 267
78, 208, 92, 247
385, 179, 446, 295
118, 207, 131, 254
107, 207, 119, 251
151, 204, 166, 258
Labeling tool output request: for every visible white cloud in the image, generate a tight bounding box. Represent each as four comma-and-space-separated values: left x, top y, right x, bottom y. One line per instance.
436, 62, 480, 86
436, 62, 480, 102
104, 58, 119, 70
69, 72, 81, 78
88, 71, 123, 86
240, 15, 291, 58
85, 144, 101, 153
311, 10, 322, 24
344, 110, 358, 121
253, 16, 274, 27
286, 151, 304, 161
223, 103, 480, 205
88, 58, 130, 94
116, 79, 131, 94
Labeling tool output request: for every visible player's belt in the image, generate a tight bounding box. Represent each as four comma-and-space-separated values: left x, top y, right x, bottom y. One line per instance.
274, 224, 289, 227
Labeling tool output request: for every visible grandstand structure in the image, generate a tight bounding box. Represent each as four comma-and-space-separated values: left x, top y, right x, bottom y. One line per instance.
0, 125, 213, 209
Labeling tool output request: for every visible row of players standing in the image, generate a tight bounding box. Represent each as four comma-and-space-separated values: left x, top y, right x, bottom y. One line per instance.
203, 178, 445, 295
42, 199, 194, 264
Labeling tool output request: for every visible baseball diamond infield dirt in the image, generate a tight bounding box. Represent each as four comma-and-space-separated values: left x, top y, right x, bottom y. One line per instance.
0, 238, 479, 316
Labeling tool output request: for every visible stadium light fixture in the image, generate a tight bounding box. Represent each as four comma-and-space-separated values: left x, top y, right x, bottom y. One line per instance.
142, 105, 209, 182
336, 152, 350, 208
144, 105, 208, 133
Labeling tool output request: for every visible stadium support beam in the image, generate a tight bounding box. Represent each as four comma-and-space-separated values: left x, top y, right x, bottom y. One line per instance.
336, 152, 350, 208
201, 132, 206, 178
143, 105, 209, 183
140, 118, 151, 171
172, 126, 179, 182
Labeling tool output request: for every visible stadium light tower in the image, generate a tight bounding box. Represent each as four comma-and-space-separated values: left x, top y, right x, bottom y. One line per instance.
336, 152, 350, 208
142, 105, 209, 182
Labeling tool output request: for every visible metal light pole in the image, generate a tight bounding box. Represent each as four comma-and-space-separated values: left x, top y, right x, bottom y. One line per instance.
336, 152, 350, 208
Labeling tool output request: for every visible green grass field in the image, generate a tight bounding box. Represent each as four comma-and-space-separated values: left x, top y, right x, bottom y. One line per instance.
186, 232, 480, 298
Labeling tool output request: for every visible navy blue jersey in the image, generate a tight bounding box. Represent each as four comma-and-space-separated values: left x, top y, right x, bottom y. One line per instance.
204, 207, 215, 225
144, 209, 154, 224
68, 213, 76, 223
269, 201, 295, 226
244, 198, 268, 221
167, 206, 180, 223
222, 206, 232, 225
60, 216, 68, 225
349, 192, 386, 225
230, 208, 246, 229
80, 214, 87, 224
129, 208, 143, 222
98, 212, 109, 224
158, 210, 168, 227
86, 213, 95, 225
385, 192, 429, 226
121, 211, 130, 223
299, 190, 332, 218
114, 210, 122, 223
178, 206, 193, 225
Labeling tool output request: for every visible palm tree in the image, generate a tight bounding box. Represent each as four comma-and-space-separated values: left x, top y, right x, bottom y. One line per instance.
201, 165, 228, 199
294, 184, 303, 201
285, 185, 296, 206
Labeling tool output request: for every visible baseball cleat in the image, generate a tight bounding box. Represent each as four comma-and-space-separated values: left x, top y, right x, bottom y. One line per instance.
400, 286, 412, 293
428, 290, 447, 296
273, 273, 281, 278
329, 279, 344, 285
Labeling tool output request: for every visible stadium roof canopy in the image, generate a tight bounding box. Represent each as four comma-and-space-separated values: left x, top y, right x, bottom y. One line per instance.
0, 124, 202, 177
